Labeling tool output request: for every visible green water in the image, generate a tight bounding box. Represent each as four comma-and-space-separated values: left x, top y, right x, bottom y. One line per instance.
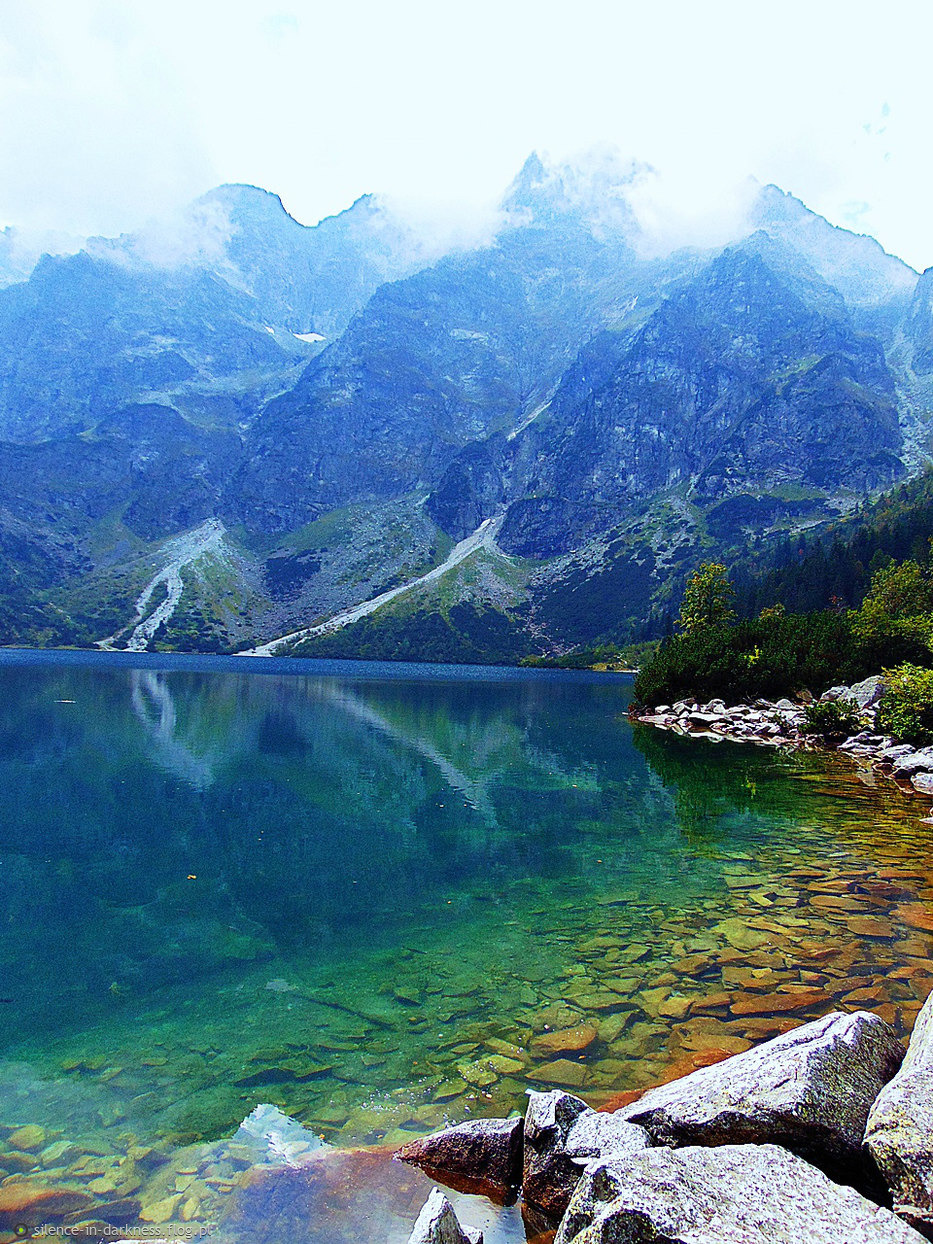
1, 650, 933, 1242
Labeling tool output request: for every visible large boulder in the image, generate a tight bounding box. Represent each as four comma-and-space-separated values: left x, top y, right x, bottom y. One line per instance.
850, 676, 886, 709
396, 1116, 523, 1188
866, 989, 933, 1232
553, 1145, 925, 1244
892, 749, 933, 777
522, 1090, 648, 1219
822, 684, 853, 702
407, 1188, 482, 1244
621, 1011, 903, 1183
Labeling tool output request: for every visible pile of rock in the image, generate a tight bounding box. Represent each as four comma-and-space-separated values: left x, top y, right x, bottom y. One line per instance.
397, 998, 933, 1243
637, 694, 808, 746
634, 675, 933, 800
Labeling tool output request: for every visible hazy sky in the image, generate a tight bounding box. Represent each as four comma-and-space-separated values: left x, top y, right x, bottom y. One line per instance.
2, 0, 932, 268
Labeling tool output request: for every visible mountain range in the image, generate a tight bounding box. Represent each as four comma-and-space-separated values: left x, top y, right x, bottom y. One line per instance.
0, 154, 930, 661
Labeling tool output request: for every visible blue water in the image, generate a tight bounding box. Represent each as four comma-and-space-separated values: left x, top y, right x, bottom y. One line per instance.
0, 650, 931, 1243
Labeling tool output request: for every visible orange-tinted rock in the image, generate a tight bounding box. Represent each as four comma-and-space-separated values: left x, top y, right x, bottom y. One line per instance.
0, 1183, 95, 1228
730, 988, 829, 1017
811, 895, 866, 912
721, 968, 790, 993
875, 1004, 901, 1027
847, 916, 890, 938
671, 955, 715, 975
680, 1030, 752, 1057
897, 904, 933, 933
533, 1024, 597, 1056
690, 991, 732, 1012
657, 995, 693, 1020
796, 945, 844, 964
840, 983, 889, 1006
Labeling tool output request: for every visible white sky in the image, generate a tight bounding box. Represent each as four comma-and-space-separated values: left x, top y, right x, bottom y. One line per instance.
1, 0, 932, 268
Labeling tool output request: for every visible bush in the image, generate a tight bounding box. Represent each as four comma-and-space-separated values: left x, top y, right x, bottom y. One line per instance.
877, 663, 933, 745
632, 609, 930, 709
802, 697, 861, 742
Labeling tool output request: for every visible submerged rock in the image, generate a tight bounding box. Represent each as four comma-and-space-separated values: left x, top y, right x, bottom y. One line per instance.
0, 1183, 95, 1229
553, 1145, 924, 1244
621, 1010, 903, 1182
522, 1089, 648, 1219
396, 1116, 523, 1188
233, 1102, 327, 1166
866, 989, 933, 1231
407, 1188, 482, 1244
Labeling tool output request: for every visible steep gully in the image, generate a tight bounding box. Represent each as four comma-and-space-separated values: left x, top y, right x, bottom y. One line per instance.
237, 514, 505, 657
97, 518, 226, 653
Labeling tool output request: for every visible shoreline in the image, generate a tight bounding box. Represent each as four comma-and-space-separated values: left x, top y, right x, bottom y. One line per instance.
629, 680, 933, 816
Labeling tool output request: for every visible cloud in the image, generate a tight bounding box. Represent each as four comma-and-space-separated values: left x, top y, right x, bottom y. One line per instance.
0, 2, 215, 236
623, 166, 762, 258
86, 197, 237, 271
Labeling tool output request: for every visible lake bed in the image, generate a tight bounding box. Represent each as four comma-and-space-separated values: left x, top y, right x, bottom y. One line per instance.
0, 651, 931, 1242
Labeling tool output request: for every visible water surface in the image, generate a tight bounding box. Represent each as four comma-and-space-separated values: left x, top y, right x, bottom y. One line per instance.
0, 651, 932, 1243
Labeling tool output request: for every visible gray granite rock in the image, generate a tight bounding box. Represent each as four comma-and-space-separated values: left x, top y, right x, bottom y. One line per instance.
553, 1145, 925, 1244
523, 1090, 648, 1219
407, 1188, 482, 1244
822, 684, 852, 702
622, 1011, 903, 1181
911, 773, 933, 795
851, 675, 886, 708
866, 989, 933, 1232
882, 744, 916, 761
893, 749, 933, 777
397, 1116, 523, 1188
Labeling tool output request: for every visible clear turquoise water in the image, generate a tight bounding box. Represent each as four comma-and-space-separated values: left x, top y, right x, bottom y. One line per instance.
1, 650, 932, 1243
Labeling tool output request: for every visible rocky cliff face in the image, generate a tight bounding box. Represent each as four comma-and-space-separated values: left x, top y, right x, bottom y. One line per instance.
0, 157, 928, 656
431, 237, 904, 559
231, 213, 646, 534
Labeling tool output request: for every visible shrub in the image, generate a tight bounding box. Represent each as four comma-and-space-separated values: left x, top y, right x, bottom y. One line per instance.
802, 697, 861, 742
877, 663, 933, 745
632, 609, 930, 709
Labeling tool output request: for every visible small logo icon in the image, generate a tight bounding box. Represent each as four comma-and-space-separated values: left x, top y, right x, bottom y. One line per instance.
14, 1226, 29, 1238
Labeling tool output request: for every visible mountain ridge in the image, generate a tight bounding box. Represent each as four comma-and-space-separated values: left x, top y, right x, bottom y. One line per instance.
0, 153, 929, 660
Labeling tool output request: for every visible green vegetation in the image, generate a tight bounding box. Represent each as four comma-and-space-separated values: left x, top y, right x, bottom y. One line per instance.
877, 664, 933, 746
520, 640, 658, 670
736, 468, 933, 617
802, 697, 861, 742
291, 602, 538, 665
634, 552, 933, 709
677, 562, 736, 634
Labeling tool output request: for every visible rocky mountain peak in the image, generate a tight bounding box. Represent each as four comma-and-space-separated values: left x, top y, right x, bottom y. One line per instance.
752, 183, 917, 309
500, 149, 643, 239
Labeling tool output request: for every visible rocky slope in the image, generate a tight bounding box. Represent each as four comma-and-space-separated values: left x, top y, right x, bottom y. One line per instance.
0, 155, 929, 657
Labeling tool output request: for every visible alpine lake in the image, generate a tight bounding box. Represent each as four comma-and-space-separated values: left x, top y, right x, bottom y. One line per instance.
1, 650, 933, 1244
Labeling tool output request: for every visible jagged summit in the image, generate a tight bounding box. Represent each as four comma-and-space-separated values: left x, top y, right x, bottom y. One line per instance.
752, 183, 917, 306
500, 148, 645, 238
0, 155, 930, 657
